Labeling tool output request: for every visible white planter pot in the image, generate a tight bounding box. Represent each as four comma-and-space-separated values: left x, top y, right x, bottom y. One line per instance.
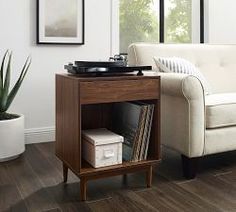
0, 115, 25, 162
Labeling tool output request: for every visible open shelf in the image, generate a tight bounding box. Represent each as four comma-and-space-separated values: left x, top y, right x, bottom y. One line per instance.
81, 101, 161, 164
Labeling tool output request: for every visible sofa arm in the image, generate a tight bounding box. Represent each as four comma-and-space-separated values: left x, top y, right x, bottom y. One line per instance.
160, 73, 205, 158
160, 73, 205, 98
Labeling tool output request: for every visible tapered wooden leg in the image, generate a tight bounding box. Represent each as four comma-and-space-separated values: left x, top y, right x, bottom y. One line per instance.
80, 178, 87, 201
146, 165, 153, 188
181, 155, 200, 179
63, 163, 68, 183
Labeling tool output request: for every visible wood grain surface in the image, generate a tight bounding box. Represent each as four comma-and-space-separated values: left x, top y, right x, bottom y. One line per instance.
80, 79, 160, 104
1, 143, 236, 211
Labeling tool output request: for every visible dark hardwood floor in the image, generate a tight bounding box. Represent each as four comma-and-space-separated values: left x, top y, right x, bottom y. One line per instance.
1, 142, 236, 212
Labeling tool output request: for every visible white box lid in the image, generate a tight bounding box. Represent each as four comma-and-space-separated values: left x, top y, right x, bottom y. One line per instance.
82, 128, 124, 146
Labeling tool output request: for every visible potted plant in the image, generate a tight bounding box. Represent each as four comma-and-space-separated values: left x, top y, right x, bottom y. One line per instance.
0, 50, 31, 162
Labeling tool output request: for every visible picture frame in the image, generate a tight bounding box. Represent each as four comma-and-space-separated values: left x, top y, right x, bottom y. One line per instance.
37, 0, 84, 45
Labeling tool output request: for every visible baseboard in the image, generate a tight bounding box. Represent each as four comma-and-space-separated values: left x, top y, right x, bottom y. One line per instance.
25, 127, 55, 144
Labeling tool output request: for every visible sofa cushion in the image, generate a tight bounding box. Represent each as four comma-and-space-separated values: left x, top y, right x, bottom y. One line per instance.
153, 57, 211, 95
206, 93, 236, 129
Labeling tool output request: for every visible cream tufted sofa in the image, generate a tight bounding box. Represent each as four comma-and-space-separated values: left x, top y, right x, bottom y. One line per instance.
128, 43, 236, 178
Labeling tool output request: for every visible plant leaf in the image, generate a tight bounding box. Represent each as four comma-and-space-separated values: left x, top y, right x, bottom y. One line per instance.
1, 52, 12, 111
5, 56, 31, 111
0, 50, 9, 100
17, 56, 30, 81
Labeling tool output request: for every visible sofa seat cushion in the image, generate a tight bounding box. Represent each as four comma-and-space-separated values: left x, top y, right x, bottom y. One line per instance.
206, 93, 236, 129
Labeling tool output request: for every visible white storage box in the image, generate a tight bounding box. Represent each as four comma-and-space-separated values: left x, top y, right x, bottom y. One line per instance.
82, 128, 124, 168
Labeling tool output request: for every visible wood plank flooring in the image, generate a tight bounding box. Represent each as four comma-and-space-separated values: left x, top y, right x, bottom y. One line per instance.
1, 142, 236, 212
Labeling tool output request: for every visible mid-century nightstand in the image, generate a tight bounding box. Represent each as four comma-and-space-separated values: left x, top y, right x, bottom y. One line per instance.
56, 73, 161, 201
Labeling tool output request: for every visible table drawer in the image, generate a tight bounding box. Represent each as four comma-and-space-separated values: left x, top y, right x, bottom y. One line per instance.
80, 79, 160, 104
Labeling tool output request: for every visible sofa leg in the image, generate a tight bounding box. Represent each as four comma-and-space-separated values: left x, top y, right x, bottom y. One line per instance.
181, 155, 200, 179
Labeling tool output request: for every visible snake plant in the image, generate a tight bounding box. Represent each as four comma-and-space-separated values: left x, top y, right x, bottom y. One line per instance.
0, 50, 31, 120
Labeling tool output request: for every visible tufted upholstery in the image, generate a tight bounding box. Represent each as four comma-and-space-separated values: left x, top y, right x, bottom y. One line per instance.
128, 43, 236, 158
128, 43, 236, 94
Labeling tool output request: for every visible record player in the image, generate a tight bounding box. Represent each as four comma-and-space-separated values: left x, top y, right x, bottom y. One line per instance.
64, 60, 152, 76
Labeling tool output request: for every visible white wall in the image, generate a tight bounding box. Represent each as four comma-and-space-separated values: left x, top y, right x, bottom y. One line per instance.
0, 0, 114, 143
206, 0, 236, 44
2, 0, 236, 143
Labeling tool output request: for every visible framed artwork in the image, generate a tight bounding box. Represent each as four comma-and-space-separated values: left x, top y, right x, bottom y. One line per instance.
37, 0, 84, 45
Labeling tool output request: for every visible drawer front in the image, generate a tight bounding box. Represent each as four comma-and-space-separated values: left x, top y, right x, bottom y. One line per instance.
80, 79, 160, 104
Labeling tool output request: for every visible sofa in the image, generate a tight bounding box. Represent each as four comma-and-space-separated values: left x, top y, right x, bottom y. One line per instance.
128, 43, 236, 179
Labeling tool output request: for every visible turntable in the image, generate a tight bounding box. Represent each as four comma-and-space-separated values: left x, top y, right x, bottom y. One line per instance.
64, 61, 152, 76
